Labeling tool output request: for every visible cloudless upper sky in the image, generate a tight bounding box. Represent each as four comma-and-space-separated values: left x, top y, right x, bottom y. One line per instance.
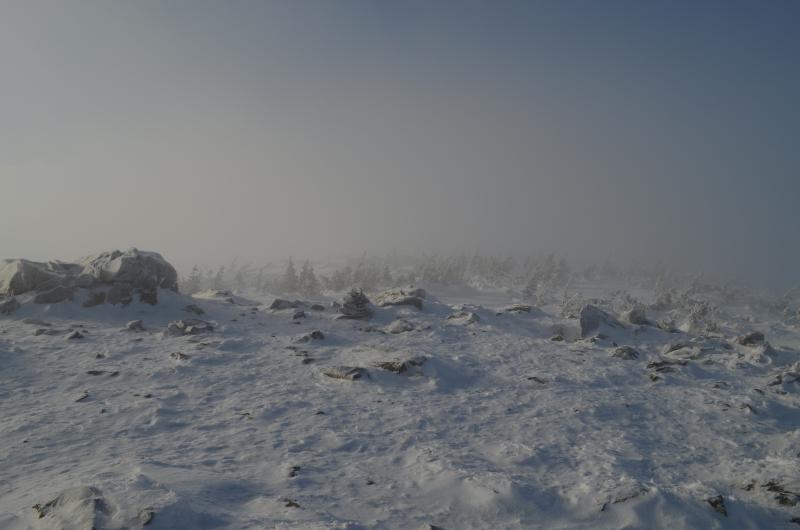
1, 1, 798, 285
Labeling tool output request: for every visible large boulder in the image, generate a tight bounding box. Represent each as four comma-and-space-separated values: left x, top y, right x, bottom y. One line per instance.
0, 259, 80, 295
0, 249, 178, 307
78, 248, 178, 291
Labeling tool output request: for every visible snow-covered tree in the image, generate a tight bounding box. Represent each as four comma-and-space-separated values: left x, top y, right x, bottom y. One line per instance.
282, 258, 298, 293
298, 260, 320, 296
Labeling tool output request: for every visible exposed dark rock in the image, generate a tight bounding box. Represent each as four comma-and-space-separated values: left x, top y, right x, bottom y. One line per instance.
375, 356, 427, 374
387, 319, 415, 334
612, 346, 640, 360
184, 304, 205, 315
706, 495, 727, 516
270, 299, 299, 310
126, 320, 145, 332
338, 289, 373, 320
323, 366, 368, 381
292, 310, 306, 319
166, 319, 214, 336
738, 331, 765, 346
66, 330, 84, 340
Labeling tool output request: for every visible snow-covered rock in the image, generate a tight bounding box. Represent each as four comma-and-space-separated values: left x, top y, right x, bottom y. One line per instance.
579, 304, 624, 337
374, 287, 425, 310
338, 289, 372, 319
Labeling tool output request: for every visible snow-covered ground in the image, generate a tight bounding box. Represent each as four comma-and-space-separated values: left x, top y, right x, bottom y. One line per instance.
2, 282, 800, 529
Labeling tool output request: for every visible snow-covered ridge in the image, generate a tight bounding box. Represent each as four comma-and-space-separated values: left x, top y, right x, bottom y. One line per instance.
2, 256, 800, 529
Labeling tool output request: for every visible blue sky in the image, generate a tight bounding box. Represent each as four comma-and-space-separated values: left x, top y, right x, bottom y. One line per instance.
1, 1, 798, 285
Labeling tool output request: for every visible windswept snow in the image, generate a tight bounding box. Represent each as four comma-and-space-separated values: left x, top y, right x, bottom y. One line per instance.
3, 275, 800, 529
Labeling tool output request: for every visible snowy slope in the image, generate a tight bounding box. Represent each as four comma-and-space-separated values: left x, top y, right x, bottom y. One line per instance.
2, 284, 800, 529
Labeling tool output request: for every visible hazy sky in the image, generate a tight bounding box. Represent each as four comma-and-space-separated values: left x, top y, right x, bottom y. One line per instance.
1, 1, 798, 284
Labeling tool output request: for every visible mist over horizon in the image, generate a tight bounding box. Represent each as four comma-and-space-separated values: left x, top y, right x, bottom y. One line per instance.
2, 1, 798, 288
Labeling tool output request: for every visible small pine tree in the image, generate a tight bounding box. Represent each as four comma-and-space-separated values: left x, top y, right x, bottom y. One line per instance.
283, 258, 298, 293
213, 266, 226, 290
184, 265, 202, 294
298, 260, 320, 296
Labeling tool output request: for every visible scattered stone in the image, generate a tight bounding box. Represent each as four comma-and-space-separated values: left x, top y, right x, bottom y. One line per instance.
138, 508, 155, 526
375, 356, 427, 374
67, 330, 84, 340
280, 497, 300, 508
166, 319, 214, 336
647, 359, 687, 372
550, 335, 564, 342
338, 289, 373, 320
0, 297, 20, 315
387, 319, 415, 334
310, 304, 325, 311
301, 358, 315, 364
499, 304, 533, 314
528, 376, 548, 384
374, 287, 425, 310
737, 331, 765, 346
270, 299, 299, 310
446, 311, 480, 325
706, 495, 727, 516
579, 305, 623, 338
170, 352, 191, 360
86, 370, 118, 376
126, 320, 145, 332
75, 391, 90, 402
35, 328, 62, 336
612, 346, 640, 360
33, 486, 107, 521
288, 466, 300, 478
322, 366, 368, 381
662, 341, 690, 354
292, 310, 306, 320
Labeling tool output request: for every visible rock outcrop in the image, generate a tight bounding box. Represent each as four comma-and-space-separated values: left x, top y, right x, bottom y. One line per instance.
0, 248, 178, 307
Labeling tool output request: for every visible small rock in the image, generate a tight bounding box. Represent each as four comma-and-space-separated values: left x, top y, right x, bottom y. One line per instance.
612, 346, 639, 360
375, 356, 427, 374
310, 304, 325, 311
138, 508, 155, 526
323, 366, 368, 381
706, 495, 727, 516
270, 299, 299, 310
126, 319, 145, 332
737, 331, 765, 346
387, 319, 415, 334
170, 352, 191, 360
292, 310, 306, 320
184, 304, 205, 315
67, 330, 84, 340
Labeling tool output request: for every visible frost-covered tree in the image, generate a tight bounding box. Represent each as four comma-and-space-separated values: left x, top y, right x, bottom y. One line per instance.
298, 260, 320, 296
282, 258, 298, 293
182, 265, 202, 294
212, 266, 226, 291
